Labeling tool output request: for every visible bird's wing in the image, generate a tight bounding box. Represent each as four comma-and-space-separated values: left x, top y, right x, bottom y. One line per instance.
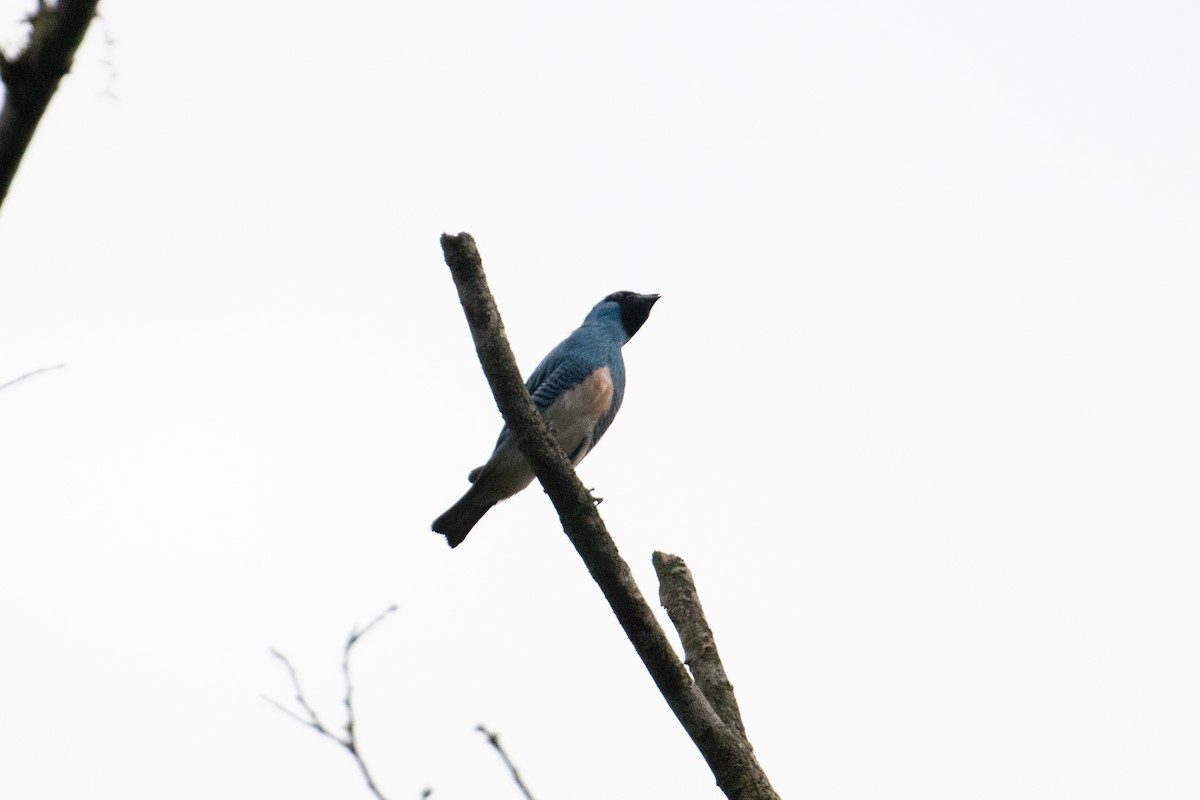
528, 353, 598, 411
484, 343, 596, 455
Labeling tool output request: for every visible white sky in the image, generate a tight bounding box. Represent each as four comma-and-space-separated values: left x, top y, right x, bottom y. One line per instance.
2, 1, 1198, 798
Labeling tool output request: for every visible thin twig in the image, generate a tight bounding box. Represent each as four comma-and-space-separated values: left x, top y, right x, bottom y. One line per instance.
267, 648, 329, 732
262, 693, 323, 731
476, 725, 536, 800
0, 363, 64, 393
343, 606, 398, 799
265, 606, 398, 800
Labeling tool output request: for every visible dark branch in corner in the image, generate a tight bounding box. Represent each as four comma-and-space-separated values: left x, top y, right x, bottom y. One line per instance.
476, 725, 536, 800
265, 605, 398, 800
439, 233, 779, 800
0, 0, 101, 211
653, 551, 748, 739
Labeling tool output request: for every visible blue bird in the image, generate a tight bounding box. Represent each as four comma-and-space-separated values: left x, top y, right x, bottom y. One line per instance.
432, 291, 660, 548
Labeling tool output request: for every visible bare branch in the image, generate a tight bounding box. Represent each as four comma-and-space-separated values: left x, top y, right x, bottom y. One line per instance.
349, 605, 398, 647
476, 725, 536, 800
0, 363, 64, 393
0, 0, 101, 212
268, 648, 329, 733
343, 605, 398, 793
439, 233, 779, 800
266, 608, 397, 800
261, 694, 325, 732
653, 551, 747, 739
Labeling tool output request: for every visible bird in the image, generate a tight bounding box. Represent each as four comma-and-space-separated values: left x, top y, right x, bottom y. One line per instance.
432, 291, 660, 548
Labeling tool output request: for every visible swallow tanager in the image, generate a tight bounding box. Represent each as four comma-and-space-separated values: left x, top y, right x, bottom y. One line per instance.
432, 291, 660, 547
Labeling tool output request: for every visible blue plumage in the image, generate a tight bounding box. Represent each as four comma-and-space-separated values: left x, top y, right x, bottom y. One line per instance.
433, 291, 660, 547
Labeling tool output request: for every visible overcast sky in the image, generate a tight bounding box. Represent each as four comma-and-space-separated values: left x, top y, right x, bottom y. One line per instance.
2, 1, 1198, 798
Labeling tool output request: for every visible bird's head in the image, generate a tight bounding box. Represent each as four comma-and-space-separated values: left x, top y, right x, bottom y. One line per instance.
592, 291, 661, 340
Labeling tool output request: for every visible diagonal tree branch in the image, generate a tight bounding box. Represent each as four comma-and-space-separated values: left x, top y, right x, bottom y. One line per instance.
0, 0, 101, 212
439, 232, 779, 800
653, 551, 748, 739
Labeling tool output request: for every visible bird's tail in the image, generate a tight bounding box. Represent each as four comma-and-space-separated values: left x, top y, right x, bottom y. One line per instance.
431, 487, 497, 548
